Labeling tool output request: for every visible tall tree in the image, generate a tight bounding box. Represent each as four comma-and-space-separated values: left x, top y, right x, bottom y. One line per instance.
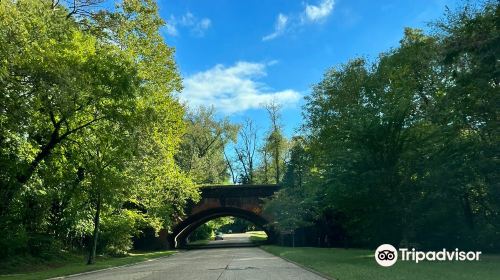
267, 1, 498, 250
263, 102, 288, 183
233, 119, 258, 184
0, 0, 140, 217
0, 0, 197, 260
77, 121, 135, 264
175, 106, 239, 184
264, 137, 316, 234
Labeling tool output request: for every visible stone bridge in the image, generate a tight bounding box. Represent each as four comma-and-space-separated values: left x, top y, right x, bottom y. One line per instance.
169, 184, 280, 248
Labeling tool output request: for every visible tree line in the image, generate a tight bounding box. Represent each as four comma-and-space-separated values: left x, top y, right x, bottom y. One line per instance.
0, 0, 203, 264
0, 0, 289, 264
264, 1, 499, 251
1, 0, 498, 268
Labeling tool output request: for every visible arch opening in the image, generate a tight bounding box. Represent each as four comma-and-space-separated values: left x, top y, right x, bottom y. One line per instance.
171, 207, 274, 248
187, 216, 268, 246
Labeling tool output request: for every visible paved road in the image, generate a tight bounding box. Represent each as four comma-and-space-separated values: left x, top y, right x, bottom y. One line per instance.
62, 247, 327, 280
204, 232, 253, 246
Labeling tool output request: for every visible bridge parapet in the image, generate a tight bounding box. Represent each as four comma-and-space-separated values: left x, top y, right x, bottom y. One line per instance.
190, 184, 280, 215
198, 184, 280, 197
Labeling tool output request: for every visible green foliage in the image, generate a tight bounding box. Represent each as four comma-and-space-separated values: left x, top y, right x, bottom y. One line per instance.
264, 137, 317, 232
255, 103, 289, 184
27, 234, 63, 259
175, 106, 239, 184
189, 224, 213, 242
189, 217, 234, 242
0, 0, 197, 263
266, 1, 499, 251
248, 231, 268, 243
100, 210, 145, 256
0, 224, 28, 258
219, 217, 256, 233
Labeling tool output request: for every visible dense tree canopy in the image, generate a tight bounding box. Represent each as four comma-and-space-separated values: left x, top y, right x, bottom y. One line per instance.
266, 1, 499, 251
0, 0, 197, 261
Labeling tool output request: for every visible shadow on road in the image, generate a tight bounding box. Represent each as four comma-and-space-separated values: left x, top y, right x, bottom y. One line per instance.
187, 233, 261, 250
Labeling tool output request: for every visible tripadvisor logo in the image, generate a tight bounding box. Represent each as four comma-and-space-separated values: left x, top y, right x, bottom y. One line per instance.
375, 244, 398, 267
374, 244, 482, 267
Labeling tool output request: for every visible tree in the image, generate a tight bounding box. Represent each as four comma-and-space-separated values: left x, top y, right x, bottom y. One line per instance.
256, 147, 271, 184
76, 121, 136, 264
267, 1, 498, 250
175, 106, 239, 184
264, 137, 316, 234
64, 0, 104, 19
189, 217, 234, 241
0, 0, 198, 261
302, 31, 446, 246
233, 119, 258, 184
262, 102, 288, 183
95, 0, 198, 245
0, 0, 140, 219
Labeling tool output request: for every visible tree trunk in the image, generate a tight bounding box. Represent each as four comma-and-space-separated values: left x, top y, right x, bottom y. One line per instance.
462, 192, 475, 230
274, 144, 280, 183
224, 151, 237, 184
263, 150, 269, 183
17, 123, 62, 185
87, 192, 101, 265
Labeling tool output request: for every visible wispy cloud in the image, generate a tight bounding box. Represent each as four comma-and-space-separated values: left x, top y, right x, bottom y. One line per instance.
304, 0, 335, 22
263, 0, 335, 41
164, 21, 178, 36
262, 13, 289, 41
181, 61, 301, 114
164, 12, 212, 37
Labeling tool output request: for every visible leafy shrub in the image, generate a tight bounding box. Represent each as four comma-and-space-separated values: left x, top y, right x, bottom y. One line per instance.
0, 224, 28, 260
27, 233, 62, 259
100, 210, 145, 256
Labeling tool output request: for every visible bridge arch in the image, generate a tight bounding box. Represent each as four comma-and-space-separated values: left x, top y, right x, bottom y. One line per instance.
168, 184, 280, 248
171, 207, 274, 247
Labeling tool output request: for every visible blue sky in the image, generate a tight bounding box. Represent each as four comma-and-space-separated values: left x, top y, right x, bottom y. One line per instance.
157, 0, 461, 136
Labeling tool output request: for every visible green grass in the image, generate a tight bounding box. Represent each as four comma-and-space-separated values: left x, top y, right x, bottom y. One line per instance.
247, 231, 268, 244
0, 250, 176, 280
261, 246, 500, 280
188, 239, 210, 246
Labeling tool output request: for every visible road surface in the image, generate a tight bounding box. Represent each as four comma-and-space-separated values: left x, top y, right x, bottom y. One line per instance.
60, 236, 327, 280
202, 232, 254, 247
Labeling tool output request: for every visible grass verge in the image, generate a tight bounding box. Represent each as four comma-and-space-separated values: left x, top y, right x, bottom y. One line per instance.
247, 231, 268, 244
0, 250, 176, 280
188, 239, 210, 246
261, 245, 500, 280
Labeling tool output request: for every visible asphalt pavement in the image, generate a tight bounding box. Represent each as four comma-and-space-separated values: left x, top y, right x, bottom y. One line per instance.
58, 234, 327, 280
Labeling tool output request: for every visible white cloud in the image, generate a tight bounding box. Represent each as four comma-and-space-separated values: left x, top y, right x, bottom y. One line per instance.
263, 0, 335, 41
181, 61, 301, 114
199, 18, 211, 29
262, 13, 289, 41
192, 18, 211, 36
164, 21, 178, 36
304, 0, 335, 22
164, 12, 211, 37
